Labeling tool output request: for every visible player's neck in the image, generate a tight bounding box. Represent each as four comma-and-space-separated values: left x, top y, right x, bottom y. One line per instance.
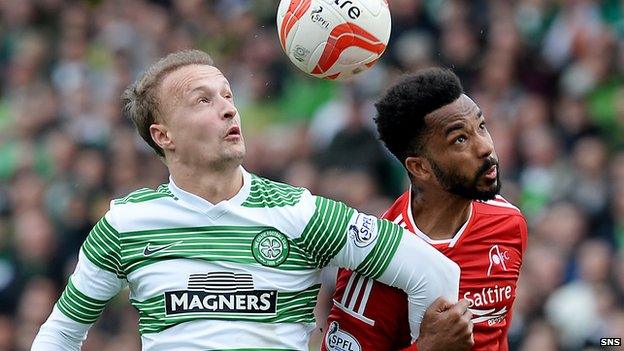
168, 162, 244, 204
410, 188, 472, 240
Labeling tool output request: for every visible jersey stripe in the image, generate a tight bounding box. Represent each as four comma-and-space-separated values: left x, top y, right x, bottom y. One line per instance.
332, 298, 375, 326
340, 273, 357, 305
56, 277, 109, 324
483, 197, 521, 212
354, 219, 403, 279
357, 278, 374, 314
114, 188, 173, 204
242, 176, 305, 208
392, 213, 403, 224
337, 273, 374, 316
347, 276, 365, 310
296, 197, 354, 268
119, 226, 317, 274
81, 217, 125, 278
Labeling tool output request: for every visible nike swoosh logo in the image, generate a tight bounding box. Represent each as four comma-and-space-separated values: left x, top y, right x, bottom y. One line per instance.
143, 241, 183, 256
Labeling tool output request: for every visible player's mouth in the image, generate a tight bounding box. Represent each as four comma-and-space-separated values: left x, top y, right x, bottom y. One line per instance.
483, 165, 497, 180
224, 126, 241, 141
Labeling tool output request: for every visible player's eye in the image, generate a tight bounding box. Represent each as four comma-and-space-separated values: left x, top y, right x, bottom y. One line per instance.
479, 121, 486, 129
198, 97, 210, 104
454, 136, 467, 144
224, 93, 233, 100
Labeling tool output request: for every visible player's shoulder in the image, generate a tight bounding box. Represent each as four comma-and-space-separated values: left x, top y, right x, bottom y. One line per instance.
107, 184, 182, 230
473, 195, 524, 218
381, 191, 410, 221
112, 184, 177, 207
240, 174, 307, 208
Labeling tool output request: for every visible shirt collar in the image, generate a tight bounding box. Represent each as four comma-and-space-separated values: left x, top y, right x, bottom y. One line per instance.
167, 166, 252, 212
405, 186, 473, 247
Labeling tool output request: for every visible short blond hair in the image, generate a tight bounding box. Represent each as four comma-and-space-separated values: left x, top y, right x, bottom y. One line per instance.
122, 50, 214, 157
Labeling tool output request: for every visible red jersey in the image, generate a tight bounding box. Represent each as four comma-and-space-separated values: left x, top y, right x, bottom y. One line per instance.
322, 191, 528, 351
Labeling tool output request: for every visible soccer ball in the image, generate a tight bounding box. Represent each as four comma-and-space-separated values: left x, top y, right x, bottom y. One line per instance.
277, 0, 391, 80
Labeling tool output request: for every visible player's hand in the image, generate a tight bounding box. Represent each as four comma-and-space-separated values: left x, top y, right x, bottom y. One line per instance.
416, 298, 474, 351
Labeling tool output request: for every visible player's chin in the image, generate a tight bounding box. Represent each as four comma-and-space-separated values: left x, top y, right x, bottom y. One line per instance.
475, 181, 500, 200
227, 138, 245, 151
230, 147, 246, 161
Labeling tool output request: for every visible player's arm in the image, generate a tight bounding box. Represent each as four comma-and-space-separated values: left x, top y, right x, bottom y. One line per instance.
294, 194, 460, 341
410, 298, 474, 351
31, 211, 127, 351
322, 268, 413, 351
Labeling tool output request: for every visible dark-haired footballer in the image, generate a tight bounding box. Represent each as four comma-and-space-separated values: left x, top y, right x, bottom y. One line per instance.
322, 68, 528, 351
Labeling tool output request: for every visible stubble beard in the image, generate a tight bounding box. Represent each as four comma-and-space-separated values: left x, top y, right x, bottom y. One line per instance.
428, 156, 501, 201
211, 141, 246, 170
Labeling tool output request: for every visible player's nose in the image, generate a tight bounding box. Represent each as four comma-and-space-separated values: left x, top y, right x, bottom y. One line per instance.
221, 97, 237, 120
475, 133, 494, 159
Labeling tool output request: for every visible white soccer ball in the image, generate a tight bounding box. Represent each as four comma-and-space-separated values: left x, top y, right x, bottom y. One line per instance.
277, 0, 391, 80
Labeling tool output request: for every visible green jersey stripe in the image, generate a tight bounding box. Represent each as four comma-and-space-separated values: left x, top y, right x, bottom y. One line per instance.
119, 226, 316, 274
316, 200, 352, 267
122, 225, 268, 237
114, 187, 174, 204
81, 217, 125, 278
248, 176, 303, 194
371, 221, 403, 278
241, 176, 305, 208
56, 278, 108, 324
296, 197, 353, 268
355, 220, 403, 279
88, 224, 122, 267
96, 220, 122, 251
113, 188, 153, 202
248, 184, 301, 196
156, 184, 177, 199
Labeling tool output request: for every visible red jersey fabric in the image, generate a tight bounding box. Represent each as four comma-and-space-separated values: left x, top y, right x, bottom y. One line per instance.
322, 191, 528, 351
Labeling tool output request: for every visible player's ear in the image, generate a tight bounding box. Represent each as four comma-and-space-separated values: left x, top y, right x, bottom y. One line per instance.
150, 123, 174, 152
405, 156, 431, 181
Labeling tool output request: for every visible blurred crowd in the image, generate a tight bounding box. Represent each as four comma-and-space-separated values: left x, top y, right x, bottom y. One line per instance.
0, 0, 623, 350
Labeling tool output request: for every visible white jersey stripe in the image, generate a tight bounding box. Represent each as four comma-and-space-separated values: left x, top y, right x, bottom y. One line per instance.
333, 299, 376, 326
347, 275, 365, 310
341, 272, 358, 305
392, 213, 403, 224
357, 278, 374, 314
484, 197, 520, 212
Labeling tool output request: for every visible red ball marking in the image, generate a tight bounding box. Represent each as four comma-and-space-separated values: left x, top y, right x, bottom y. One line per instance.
311, 22, 386, 75
279, 0, 312, 50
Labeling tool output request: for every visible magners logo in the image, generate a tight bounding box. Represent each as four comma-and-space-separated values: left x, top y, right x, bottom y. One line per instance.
165, 272, 277, 316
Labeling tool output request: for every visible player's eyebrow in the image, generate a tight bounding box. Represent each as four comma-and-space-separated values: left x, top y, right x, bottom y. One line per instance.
188, 86, 210, 95
443, 110, 483, 136
188, 85, 216, 94
188, 80, 231, 95
444, 122, 466, 136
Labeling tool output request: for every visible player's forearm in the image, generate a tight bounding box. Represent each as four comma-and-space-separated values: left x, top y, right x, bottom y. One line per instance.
31, 307, 90, 351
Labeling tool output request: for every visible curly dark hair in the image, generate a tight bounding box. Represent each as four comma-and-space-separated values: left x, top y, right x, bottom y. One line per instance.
374, 68, 463, 165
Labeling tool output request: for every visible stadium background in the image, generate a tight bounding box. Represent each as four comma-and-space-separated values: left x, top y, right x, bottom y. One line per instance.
0, 0, 623, 350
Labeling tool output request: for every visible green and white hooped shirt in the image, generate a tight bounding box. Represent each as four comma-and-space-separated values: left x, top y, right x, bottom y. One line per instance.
32, 168, 460, 351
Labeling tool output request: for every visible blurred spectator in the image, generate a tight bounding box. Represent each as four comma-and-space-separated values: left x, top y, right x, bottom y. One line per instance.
545, 239, 613, 349
518, 319, 561, 351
